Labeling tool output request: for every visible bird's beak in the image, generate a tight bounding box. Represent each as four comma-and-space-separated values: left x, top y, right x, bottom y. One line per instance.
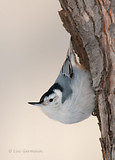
28, 101, 42, 106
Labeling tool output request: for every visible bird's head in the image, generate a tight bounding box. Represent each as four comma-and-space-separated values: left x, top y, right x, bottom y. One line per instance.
28, 83, 63, 114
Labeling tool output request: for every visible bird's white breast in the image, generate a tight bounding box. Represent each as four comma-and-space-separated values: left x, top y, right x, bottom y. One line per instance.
42, 67, 95, 124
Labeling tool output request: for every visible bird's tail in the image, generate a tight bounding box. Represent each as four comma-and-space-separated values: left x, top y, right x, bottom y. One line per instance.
67, 39, 78, 67
60, 39, 78, 78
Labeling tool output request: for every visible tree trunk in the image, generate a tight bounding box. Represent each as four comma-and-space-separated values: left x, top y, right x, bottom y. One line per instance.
58, 0, 115, 160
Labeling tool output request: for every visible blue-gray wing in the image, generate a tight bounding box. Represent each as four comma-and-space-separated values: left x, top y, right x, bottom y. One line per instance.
55, 57, 73, 103
61, 56, 73, 78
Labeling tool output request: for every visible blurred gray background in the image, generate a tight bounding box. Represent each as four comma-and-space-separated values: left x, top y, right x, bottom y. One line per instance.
0, 0, 102, 160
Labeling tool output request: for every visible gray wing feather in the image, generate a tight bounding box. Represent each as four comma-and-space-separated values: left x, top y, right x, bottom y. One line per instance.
56, 57, 73, 103
61, 57, 73, 78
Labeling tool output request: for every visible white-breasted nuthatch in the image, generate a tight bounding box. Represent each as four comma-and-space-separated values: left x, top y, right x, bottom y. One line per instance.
28, 40, 95, 124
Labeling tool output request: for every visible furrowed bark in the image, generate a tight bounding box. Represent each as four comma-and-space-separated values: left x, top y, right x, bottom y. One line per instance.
58, 0, 115, 159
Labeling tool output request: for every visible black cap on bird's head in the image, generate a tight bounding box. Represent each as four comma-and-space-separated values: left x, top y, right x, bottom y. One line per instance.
28, 83, 63, 106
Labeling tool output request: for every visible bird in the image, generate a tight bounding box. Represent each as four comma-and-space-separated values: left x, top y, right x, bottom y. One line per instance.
28, 40, 95, 124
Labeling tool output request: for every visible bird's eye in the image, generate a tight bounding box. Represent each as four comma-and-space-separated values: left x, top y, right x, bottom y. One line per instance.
49, 98, 53, 102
